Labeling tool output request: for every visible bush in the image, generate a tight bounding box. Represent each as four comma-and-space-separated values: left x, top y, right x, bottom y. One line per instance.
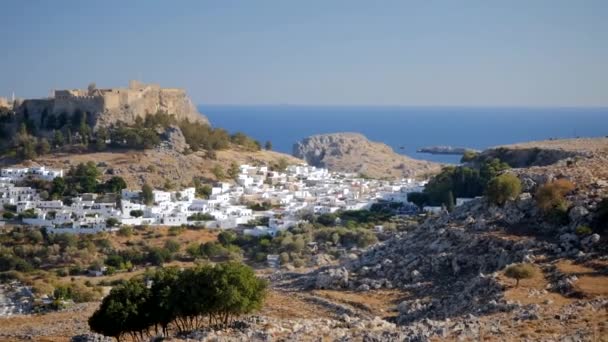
536, 179, 575, 213
575, 225, 593, 236
460, 150, 479, 163
117, 226, 133, 237
129, 210, 143, 218
485, 173, 522, 206
504, 263, 536, 287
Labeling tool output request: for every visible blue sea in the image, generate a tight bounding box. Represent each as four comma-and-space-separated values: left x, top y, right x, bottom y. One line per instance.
198, 106, 608, 164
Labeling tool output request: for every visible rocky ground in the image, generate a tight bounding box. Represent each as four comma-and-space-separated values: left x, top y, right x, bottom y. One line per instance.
1, 138, 607, 341
293, 132, 441, 179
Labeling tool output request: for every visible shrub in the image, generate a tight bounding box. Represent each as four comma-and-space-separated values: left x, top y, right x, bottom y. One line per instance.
460, 150, 479, 163
117, 226, 133, 237
129, 210, 143, 218
575, 225, 593, 236
504, 263, 536, 287
536, 179, 575, 213
485, 174, 522, 206
106, 218, 120, 228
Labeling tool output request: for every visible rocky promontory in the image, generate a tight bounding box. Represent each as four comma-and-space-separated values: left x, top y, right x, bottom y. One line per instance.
293, 133, 441, 179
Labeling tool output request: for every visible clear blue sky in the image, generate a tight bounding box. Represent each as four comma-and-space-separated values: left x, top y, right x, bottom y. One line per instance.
1, 0, 606, 106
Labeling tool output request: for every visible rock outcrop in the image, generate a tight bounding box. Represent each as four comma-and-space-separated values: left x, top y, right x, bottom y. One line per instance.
293, 132, 441, 179
16, 80, 209, 131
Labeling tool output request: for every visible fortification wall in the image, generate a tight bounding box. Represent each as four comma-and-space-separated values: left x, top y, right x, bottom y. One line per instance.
95, 86, 207, 126
52, 96, 104, 117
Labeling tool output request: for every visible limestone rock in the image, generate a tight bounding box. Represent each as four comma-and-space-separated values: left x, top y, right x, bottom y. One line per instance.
293, 132, 441, 179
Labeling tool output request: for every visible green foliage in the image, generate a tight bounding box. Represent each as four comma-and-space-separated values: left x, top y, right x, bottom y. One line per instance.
90, 263, 266, 339
129, 210, 144, 218
575, 225, 593, 236
211, 165, 225, 180
231, 132, 261, 151
188, 212, 215, 221
106, 218, 120, 228
317, 213, 337, 226
314, 227, 377, 248
460, 150, 479, 163
193, 179, 212, 199
407, 192, 429, 210
504, 263, 536, 287
141, 183, 154, 205
247, 201, 272, 211
264, 141, 272, 150
179, 119, 230, 151
228, 162, 240, 180
274, 158, 289, 172
164, 239, 180, 254
50, 177, 67, 198
65, 162, 101, 194
218, 231, 237, 246
485, 174, 522, 206
117, 226, 133, 237
102, 176, 127, 193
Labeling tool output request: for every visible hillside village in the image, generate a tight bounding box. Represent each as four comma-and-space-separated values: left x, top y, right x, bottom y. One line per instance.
0, 164, 432, 235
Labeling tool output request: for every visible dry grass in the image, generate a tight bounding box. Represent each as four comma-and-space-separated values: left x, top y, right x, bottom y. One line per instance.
556, 259, 608, 297
11, 147, 302, 189
312, 289, 407, 318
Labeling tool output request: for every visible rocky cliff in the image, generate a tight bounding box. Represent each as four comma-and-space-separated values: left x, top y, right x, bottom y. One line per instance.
293, 132, 440, 179
16, 81, 209, 131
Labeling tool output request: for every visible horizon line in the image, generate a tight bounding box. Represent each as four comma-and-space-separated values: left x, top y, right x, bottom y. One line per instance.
197, 103, 608, 109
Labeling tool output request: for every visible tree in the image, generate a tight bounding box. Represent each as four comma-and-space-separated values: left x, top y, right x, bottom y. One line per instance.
36, 138, 51, 155
504, 263, 536, 287
485, 173, 522, 206
141, 183, 154, 205
317, 213, 337, 226
275, 158, 289, 172
264, 141, 272, 150
53, 130, 65, 147
95, 127, 108, 151
444, 191, 455, 212
228, 162, 240, 180
193, 179, 212, 199
218, 231, 237, 246
51, 177, 67, 198
106, 218, 120, 228
88, 279, 151, 341
212, 165, 225, 180
129, 210, 144, 218
103, 176, 127, 193
407, 192, 429, 210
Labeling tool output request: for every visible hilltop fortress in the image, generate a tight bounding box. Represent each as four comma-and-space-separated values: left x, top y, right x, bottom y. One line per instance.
15, 80, 208, 129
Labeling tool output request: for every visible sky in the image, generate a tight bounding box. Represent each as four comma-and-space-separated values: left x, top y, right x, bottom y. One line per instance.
1, 1, 607, 107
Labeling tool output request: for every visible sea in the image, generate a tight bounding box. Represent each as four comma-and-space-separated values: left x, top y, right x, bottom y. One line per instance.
198, 105, 608, 164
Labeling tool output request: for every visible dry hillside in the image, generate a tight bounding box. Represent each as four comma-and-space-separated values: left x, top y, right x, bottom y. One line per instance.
10, 147, 302, 189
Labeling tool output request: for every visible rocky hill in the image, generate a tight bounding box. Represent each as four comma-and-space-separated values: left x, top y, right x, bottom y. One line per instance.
476, 137, 608, 167
302, 137, 608, 340
16, 80, 209, 131
293, 133, 441, 179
